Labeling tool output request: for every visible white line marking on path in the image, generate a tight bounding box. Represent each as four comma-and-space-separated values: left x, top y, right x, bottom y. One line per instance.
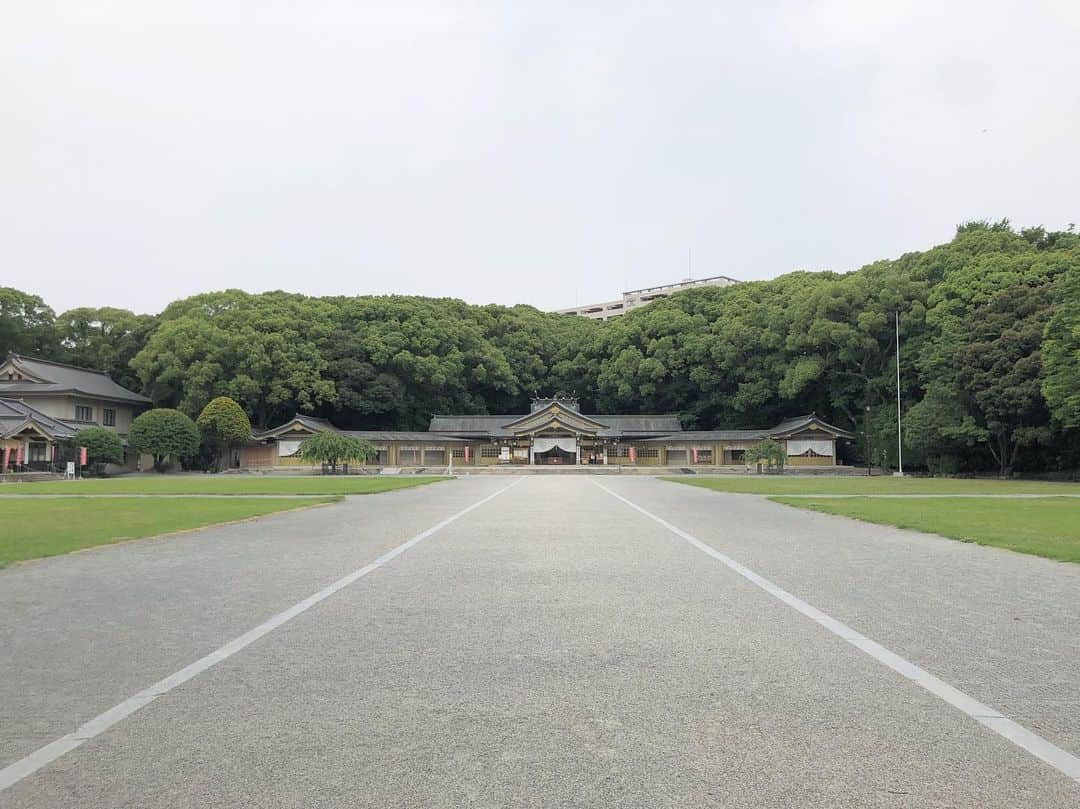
0, 478, 522, 794
593, 480, 1080, 785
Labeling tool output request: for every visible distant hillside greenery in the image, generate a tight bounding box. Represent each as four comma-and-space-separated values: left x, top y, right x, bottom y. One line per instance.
2, 220, 1078, 476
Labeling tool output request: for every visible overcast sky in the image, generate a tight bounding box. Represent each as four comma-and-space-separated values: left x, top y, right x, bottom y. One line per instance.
3, 1, 1078, 316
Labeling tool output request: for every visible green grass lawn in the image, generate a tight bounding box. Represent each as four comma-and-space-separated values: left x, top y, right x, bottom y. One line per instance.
662, 475, 1080, 496
0, 475, 448, 496
0, 496, 339, 567
769, 496, 1080, 562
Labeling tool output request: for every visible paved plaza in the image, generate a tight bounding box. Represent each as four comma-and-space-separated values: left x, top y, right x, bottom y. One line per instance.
2, 477, 1079, 807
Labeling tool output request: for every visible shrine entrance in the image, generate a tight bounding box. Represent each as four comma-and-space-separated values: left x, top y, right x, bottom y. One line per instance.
533, 445, 576, 465
531, 436, 578, 465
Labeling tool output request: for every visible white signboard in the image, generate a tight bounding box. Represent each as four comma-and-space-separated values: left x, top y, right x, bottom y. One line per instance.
499, 447, 510, 461
65, 461, 76, 479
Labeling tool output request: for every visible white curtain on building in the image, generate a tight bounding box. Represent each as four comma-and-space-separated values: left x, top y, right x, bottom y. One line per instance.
786, 439, 833, 457
532, 437, 577, 454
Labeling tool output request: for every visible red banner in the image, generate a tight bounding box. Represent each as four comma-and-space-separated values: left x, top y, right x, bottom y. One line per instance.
79, 446, 88, 466
1, 447, 8, 471
629, 446, 636, 463
692, 448, 699, 464
14, 446, 22, 466
464, 446, 470, 463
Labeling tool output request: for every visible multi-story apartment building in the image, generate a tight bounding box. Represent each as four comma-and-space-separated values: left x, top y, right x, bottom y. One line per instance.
555, 275, 739, 321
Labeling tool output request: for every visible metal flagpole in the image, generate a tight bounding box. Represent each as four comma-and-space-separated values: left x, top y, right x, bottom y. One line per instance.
895, 310, 904, 476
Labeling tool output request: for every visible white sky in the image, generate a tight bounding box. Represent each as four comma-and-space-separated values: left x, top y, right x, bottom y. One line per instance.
2, 1, 1078, 315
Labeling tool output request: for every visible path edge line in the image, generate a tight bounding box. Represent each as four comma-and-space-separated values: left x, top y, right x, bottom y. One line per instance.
592, 480, 1080, 785
0, 478, 521, 793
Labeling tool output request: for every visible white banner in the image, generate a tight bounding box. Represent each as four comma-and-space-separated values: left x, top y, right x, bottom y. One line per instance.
532, 437, 577, 454
277, 439, 303, 457
786, 439, 833, 457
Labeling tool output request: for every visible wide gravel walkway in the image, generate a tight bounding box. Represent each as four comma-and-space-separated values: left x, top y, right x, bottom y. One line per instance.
2, 476, 1078, 807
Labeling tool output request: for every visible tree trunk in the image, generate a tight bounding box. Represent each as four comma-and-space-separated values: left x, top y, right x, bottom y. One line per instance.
153, 453, 166, 473
987, 429, 1011, 478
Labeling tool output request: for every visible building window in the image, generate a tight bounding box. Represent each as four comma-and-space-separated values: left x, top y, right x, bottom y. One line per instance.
103, 408, 116, 426
694, 449, 713, 464
480, 446, 501, 458
75, 405, 93, 422
608, 447, 630, 458
451, 448, 466, 459
636, 448, 659, 458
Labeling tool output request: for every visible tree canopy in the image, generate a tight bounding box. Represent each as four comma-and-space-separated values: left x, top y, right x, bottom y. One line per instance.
3, 220, 1079, 477
196, 396, 253, 471
73, 427, 124, 468
299, 431, 377, 472
128, 409, 201, 472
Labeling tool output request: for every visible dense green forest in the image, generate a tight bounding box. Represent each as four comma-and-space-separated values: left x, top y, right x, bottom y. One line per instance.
3, 220, 1079, 476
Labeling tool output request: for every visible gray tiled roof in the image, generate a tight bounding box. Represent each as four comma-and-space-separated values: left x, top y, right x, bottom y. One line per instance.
589, 415, 682, 436
0, 398, 78, 440
253, 414, 336, 440
257, 411, 851, 445
769, 413, 854, 439
638, 429, 767, 443
0, 354, 150, 404
427, 415, 514, 436
253, 417, 468, 444
341, 430, 467, 443
427, 413, 682, 438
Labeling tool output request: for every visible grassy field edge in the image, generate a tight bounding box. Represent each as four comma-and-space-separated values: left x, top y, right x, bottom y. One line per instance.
0, 475, 449, 497
0, 496, 341, 568
768, 496, 1080, 563
661, 475, 1080, 496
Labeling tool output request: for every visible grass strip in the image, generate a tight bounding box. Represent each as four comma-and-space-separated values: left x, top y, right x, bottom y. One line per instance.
769, 496, 1080, 562
663, 476, 1080, 496
0, 476, 448, 497
0, 496, 338, 567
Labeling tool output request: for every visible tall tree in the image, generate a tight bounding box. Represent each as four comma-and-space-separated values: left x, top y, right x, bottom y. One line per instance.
128, 409, 202, 472
196, 396, 253, 471
0, 288, 58, 358
56, 306, 156, 391
1043, 264, 1080, 428
131, 290, 336, 426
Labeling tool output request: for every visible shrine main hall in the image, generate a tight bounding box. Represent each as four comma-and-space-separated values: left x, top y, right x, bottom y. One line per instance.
240, 397, 853, 470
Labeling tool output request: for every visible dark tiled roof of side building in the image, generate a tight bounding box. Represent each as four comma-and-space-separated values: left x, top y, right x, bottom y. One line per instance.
0, 354, 151, 404
0, 397, 79, 440
768, 413, 854, 439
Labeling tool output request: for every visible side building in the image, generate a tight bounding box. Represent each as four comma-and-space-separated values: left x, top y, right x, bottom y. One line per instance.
0, 353, 151, 472
555, 275, 739, 321
242, 397, 852, 470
